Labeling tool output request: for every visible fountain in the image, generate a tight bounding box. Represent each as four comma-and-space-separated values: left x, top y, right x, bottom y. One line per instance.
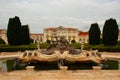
17, 34, 104, 69
12, 30, 104, 70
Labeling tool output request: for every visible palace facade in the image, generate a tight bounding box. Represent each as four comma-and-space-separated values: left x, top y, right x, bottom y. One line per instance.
30, 33, 43, 43
43, 26, 89, 43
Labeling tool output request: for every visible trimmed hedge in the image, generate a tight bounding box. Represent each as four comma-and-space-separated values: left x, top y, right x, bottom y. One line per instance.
84, 44, 120, 52
71, 43, 81, 49
1, 43, 120, 52
0, 46, 35, 52
0, 44, 36, 52
71, 43, 120, 52
39, 43, 50, 49
0, 43, 50, 52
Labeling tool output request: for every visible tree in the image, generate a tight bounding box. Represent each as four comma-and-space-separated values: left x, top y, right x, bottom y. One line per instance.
102, 18, 118, 45
7, 16, 22, 45
89, 23, 101, 45
7, 16, 30, 45
21, 25, 30, 44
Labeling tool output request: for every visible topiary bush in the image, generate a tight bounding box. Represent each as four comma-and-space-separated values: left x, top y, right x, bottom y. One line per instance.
71, 40, 76, 43
46, 39, 50, 44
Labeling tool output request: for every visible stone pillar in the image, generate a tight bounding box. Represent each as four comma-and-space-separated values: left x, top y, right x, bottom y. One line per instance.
26, 66, 34, 71
60, 66, 68, 77
92, 66, 102, 76
59, 66, 68, 74
26, 66, 35, 75
59, 66, 69, 79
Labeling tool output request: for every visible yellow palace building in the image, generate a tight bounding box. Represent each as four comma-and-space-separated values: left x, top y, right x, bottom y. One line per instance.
43, 26, 89, 43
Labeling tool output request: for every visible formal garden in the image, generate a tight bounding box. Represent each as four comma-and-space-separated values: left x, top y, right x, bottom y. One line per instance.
0, 17, 119, 71
0, 42, 119, 71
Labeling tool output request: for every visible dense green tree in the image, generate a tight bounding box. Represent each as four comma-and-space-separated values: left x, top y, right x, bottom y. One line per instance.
7, 16, 22, 45
7, 18, 14, 45
89, 23, 101, 45
7, 16, 30, 45
21, 25, 30, 44
102, 18, 118, 45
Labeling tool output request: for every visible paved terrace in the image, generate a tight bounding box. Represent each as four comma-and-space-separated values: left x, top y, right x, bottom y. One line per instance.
0, 52, 20, 60
102, 52, 120, 58
0, 66, 120, 80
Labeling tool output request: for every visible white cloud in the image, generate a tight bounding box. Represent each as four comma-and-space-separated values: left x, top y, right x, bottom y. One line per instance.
0, 0, 120, 33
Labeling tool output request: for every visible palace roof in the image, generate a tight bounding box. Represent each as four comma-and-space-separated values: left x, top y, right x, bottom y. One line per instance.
78, 31, 88, 36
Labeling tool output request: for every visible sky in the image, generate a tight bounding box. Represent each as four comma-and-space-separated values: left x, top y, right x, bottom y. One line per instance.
0, 0, 120, 33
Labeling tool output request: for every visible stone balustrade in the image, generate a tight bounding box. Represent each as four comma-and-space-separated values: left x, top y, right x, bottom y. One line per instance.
0, 65, 120, 80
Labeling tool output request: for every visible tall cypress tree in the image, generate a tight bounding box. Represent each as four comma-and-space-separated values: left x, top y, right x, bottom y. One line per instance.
7, 16, 22, 45
102, 18, 118, 45
14, 16, 22, 45
7, 16, 30, 45
7, 18, 14, 45
21, 25, 30, 45
89, 23, 101, 45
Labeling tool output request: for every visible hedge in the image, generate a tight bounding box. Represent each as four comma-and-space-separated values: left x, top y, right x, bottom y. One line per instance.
0, 43, 50, 52
1, 43, 120, 52
0, 44, 36, 52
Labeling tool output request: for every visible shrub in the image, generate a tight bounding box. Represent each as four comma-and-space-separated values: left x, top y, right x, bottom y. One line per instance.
71, 40, 76, 43
46, 39, 50, 43
71, 43, 81, 49
40, 43, 50, 49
